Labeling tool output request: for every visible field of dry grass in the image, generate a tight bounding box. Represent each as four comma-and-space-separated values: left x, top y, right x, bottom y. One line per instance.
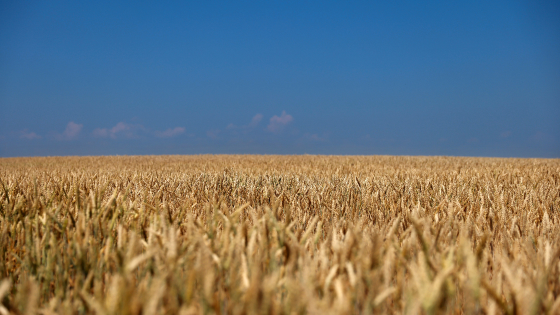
0, 155, 559, 314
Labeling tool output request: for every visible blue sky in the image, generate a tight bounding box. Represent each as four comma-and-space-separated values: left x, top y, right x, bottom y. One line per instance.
1, 1, 559, 157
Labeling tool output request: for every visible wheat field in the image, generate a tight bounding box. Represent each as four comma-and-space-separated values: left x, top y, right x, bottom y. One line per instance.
0, 155, 559, 314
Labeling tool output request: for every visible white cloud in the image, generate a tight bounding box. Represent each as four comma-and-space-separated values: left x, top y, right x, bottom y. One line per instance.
110, 122, 130, 137
214, 113, 264, 138
55, 122, 83, 140
64, 122, 83, 139
249, 113, 263, 127
226, 113, 264, 131
20, 130, 42, 140
155, 127, 186, 138
93, 122, 142, 139
267, 111, 293, 133
92, 128, 109, 138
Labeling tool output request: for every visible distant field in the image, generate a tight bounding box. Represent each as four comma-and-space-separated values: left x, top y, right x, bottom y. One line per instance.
1, 155, 559, 314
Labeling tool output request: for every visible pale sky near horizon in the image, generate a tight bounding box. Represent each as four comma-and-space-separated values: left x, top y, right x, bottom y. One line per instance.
1, 1, 559, 157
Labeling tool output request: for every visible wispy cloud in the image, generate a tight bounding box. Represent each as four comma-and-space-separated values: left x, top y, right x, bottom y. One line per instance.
54, 122, 83, 140
532, 131, 553, 142
155, 127, 186, 138
500, 131, 511, 138
303, 133, 326, 142
92, 128, 109, 138
226, 114, 264, 131
210, 113, 264, 139
93, 122, 143, 139
19, 130, 42, 140
267, 111, 293, 133
207, 129, 220, 139
249, 114, 263, 127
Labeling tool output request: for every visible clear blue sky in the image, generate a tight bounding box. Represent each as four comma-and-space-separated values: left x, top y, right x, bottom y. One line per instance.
1, 1, 559, 157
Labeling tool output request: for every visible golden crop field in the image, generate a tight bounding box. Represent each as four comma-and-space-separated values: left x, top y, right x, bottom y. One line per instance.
1, 155, 559, 315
